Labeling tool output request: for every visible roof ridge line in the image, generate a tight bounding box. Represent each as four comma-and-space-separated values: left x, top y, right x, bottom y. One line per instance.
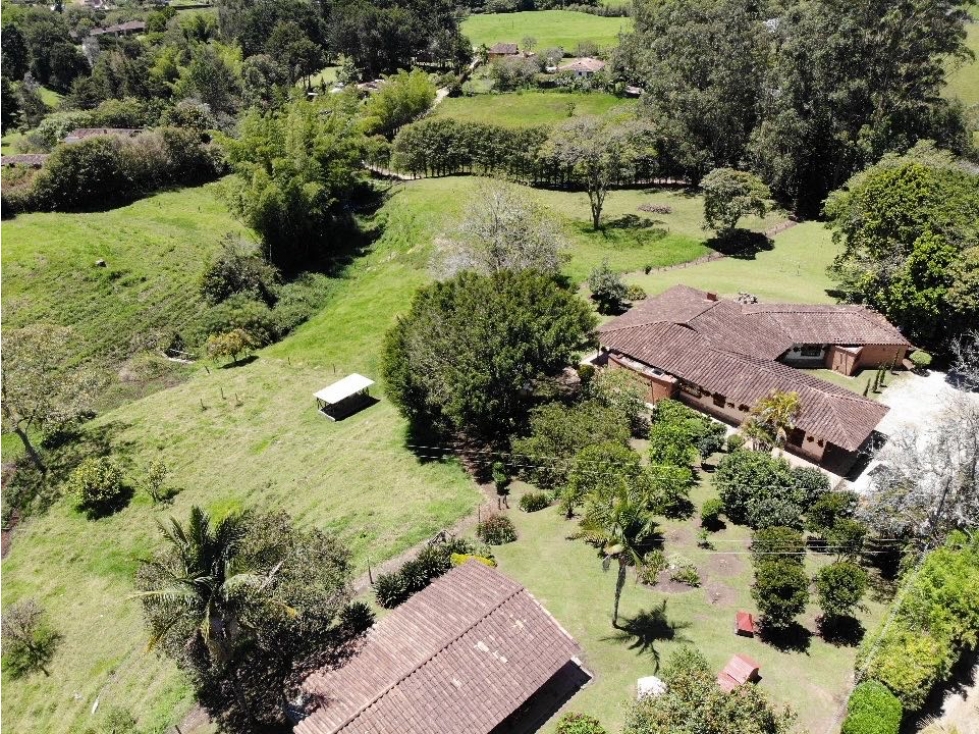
328, 572, 525, 733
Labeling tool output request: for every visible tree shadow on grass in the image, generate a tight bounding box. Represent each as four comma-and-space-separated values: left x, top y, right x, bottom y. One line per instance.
759, 621, 813, 654
80, 483, 135, 520
602, 600, 692, 672
816, 615, 865, 647
219, 354, 259, 370
706, 230, 773, 259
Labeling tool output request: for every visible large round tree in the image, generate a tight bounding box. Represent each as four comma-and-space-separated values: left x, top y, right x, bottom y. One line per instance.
382, 269, 597, 441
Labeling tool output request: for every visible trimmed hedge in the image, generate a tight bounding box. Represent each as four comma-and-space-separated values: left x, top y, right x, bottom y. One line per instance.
841, 681, 901, 734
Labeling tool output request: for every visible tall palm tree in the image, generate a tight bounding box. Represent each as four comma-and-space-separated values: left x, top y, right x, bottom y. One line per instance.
579, 484, 659, 627
135, 506, 296, 724
741, 389, 801, 451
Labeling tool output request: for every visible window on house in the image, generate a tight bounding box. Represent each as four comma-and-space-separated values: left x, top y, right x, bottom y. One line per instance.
800, 345, 823, 357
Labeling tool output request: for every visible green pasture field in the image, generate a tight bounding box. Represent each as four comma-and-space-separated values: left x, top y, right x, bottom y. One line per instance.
946, 22, 979, 106
434, 90, 637, 128
462, 10, 633, 52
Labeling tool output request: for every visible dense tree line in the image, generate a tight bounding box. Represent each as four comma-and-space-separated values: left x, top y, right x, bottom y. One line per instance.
391, 115, 661, 193
620, 0, 975, 215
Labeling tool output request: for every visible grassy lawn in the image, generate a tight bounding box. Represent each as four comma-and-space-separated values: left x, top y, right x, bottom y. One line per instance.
462, 10, 633, 51
946, 22, 979, 106
0, 176, 785, 734
490, 480, 888, 733
625, 221, 840, 303
434, 90, 637, 128
303, 65, 341, 88
1, 182, 250, 367
0, 181, 483, 734
1, 130, 27, 153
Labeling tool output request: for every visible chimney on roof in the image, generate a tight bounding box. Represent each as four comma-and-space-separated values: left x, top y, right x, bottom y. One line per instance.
706, 292, 718, 301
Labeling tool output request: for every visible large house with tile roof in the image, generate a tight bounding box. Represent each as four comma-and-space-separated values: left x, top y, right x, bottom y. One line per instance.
597, 285, 912, 473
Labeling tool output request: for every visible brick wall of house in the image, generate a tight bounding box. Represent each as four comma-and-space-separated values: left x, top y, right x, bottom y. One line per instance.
856, 344, 908, 369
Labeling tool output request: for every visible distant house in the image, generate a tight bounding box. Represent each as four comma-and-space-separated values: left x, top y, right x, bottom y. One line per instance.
624, 84, 643, 97
1, 154, 49, 168
295, 561, 588, 734
558, 57, 606, 78
597, 285, 911, 473
488, 42, 519, 59
90, 20, 146, 38
63, 128, 143, 144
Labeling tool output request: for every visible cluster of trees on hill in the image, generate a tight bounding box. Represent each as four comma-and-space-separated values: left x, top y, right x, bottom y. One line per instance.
618, 0, 975, 216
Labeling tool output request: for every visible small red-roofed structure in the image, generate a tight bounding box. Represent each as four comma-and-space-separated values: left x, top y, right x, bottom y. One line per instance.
717, 653, 760, 693
735, 611, 756, 637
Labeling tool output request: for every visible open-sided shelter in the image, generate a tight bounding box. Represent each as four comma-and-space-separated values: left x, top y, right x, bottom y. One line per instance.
313, 374, 374, 421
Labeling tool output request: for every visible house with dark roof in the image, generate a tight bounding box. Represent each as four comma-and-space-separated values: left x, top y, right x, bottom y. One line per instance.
488, 42, 520, 59
598, 286, 912, 473
296, 561, 588, 734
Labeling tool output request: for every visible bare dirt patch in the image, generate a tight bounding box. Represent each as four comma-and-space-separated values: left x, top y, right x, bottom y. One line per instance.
704, 552, 746, 579
703, 581, 737, 607
652, 570, 699, 594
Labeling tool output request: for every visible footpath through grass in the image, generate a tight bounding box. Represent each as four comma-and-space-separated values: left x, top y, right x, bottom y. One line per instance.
461, 10, 633, 51
434, 91, 637, 128
493, 480, 888, 734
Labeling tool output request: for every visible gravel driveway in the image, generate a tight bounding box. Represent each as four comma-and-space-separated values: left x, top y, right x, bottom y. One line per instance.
848, 370, 979, 493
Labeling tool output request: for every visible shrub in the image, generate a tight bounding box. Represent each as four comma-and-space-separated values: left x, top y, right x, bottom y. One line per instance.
1, 599, 61, 678
637, 550, 668, 585
476, 514, 517, 545
793, 466, 831, 510
67, 458, 126, 516
815, 561, 869, 620
555, 713, 608, 734
142, 460, 177, 504
519, 491, 551, 512
806, 491, 858, 536
752, 558, 810, 628
373, 571, 410, 609
726, 433, 746, 452
199, 237, 280, 306
841, 681, 902, 734
746, 494, 804, 530
751, 526, 806, 562
338, 601, 376, 634
450, 553, 497, 567
700, 497, 724, 529
625, 284, 647, 301
715, 450, 797, 527
577, 363, 596, 385
206, 328, 258, 364
670, 564, 701, 587
910, 350, 932, 370
587, 259, 627, 314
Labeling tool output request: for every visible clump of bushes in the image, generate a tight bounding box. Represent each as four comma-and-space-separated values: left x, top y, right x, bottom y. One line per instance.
10, 129, 223, 215
625, 284, 647, 302
910, 349, 932, 372
587, 259, 627, 314
450, 553, 496, 567
726, 433, 745, 452
699, 497, 724, 530
0, 599, 61, 678
555, 713, 608, 734
374, 544, 455, 608
476, 514, 517, 545
637, 550, 668, 585
841, 681, 902, 734
670, 563, 701, 587
519, 491, 551, 512
338, 601, 376, 635
67, 457, 128, 517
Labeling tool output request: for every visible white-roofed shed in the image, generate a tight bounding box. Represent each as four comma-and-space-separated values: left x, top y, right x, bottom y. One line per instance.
314, 374, 375, 420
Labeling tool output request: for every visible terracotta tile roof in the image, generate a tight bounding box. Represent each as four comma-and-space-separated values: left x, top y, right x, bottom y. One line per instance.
63, 128, 143, 143
559, 58, 607, 73
297, 561, 581, 734
598, 286, 895, 452
489, 43, 519, 55
717, 653, 760, 693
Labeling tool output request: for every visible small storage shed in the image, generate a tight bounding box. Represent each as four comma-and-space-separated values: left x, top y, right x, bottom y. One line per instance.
314, 374, 375, 421
735, 611, 756, 637
717, 653, 761, 693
